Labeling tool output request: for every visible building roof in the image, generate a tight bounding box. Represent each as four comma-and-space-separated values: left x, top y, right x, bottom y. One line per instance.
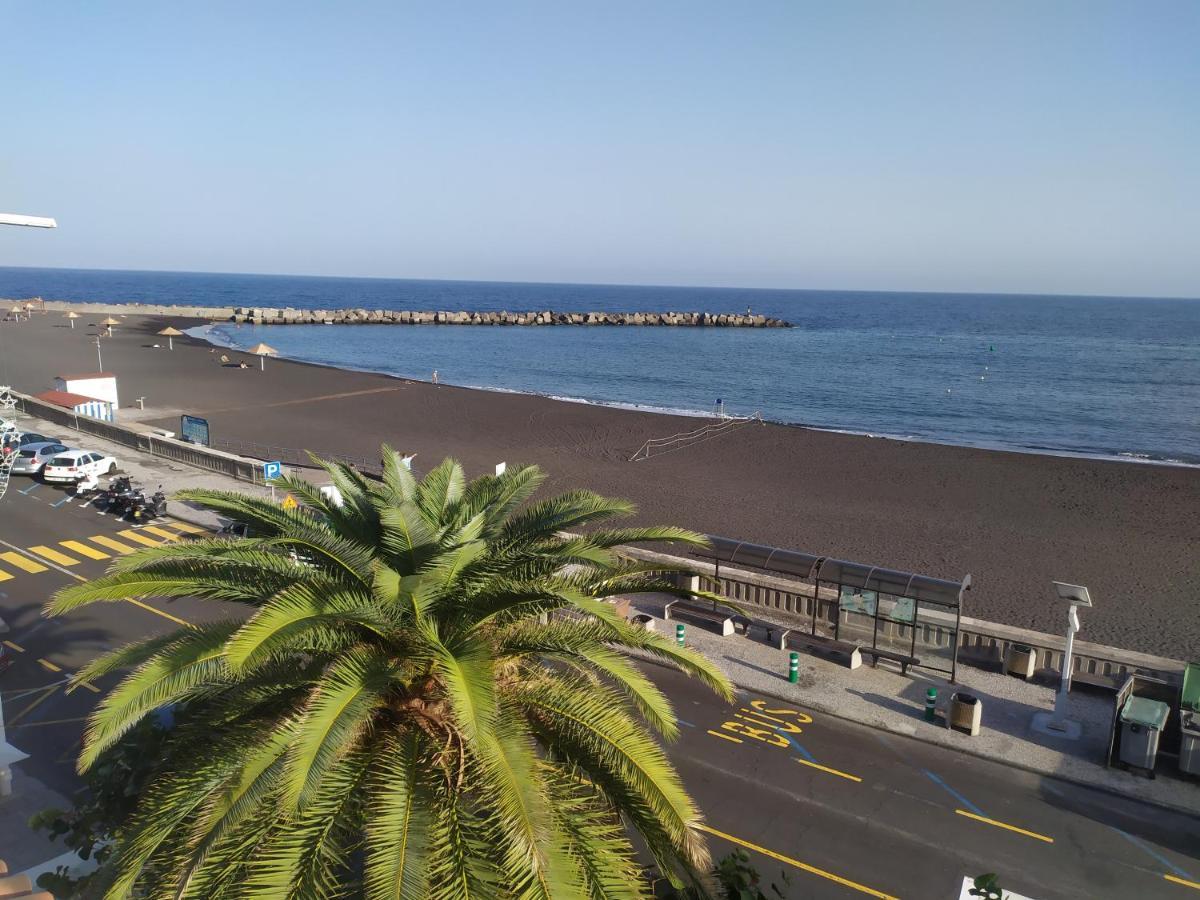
35, 389, 108, 409
55, 372, 115, 381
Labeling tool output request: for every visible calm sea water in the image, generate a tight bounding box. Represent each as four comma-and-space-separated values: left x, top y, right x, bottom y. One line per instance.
3, 267, 1198, 464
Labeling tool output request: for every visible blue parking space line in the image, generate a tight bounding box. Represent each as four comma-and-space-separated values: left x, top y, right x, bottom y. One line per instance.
677, 718, 695, 728
51, 495, 74, 508
923, 770, 985, 817
1112, 827, 1194, 881
777, 729, 816, 762
19, 482, 40, 495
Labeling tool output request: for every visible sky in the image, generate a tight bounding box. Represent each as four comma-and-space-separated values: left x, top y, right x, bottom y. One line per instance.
1, 1, 1198, 296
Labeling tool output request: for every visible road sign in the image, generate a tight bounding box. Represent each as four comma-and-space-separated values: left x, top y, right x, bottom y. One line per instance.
281, 493, 298, 510
263, 460, 283, 481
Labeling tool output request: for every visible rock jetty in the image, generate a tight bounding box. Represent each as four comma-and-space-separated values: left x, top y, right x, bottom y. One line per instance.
229, 307, 791, 327
24, 300, 792, 328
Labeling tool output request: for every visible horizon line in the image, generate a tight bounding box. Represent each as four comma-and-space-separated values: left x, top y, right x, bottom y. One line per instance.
0, 263, 1196, 303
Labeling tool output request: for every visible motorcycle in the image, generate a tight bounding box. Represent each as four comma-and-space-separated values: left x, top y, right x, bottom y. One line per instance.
103, 477, 140, 516
130, 485, 167, 523
96, 475, 131, 510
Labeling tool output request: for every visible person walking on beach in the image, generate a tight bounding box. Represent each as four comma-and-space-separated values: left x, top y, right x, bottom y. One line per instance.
432, 369, 439, 386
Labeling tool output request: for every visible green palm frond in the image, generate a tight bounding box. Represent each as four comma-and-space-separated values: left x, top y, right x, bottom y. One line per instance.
47, 450, 731, 899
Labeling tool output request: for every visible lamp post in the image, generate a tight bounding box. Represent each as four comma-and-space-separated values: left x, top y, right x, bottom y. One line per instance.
1031, 581, 1092, 740
93, 336, 104, 371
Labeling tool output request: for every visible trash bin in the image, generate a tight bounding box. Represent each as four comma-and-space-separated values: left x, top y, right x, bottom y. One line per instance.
1118, 696, 1169, 774
1180, 709, 1200, 777
949, 692, 982, 736
1004, 643, 1036, 680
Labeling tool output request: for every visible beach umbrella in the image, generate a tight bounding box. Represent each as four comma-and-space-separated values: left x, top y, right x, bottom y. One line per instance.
157, 325, 184, 350
64, 311, 80, 329
9, 306, 22, 322
248, 342, 278, 371
100, 316, 120, 336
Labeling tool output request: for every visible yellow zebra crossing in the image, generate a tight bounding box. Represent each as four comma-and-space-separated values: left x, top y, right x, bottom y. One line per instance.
0, 521, 208, 581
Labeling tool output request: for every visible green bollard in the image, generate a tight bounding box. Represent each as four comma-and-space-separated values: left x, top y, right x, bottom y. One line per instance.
676, 623, 685, 647
788, 651, 799, 683
925, 687, 938, 722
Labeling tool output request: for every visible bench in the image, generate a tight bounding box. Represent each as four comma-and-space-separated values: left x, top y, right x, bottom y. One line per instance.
785, 631, 862, 670
663, 600, 736, 637
860, 646, 920, 676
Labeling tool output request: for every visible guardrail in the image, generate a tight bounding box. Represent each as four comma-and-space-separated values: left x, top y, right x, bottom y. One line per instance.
211, 438, 381, 474
15, 393, 261, 483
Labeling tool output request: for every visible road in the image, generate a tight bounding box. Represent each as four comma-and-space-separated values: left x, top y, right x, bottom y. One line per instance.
1, 479, 1198, 899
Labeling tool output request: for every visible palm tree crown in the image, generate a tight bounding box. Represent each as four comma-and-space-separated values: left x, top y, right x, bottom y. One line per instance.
49, 449, 733, 899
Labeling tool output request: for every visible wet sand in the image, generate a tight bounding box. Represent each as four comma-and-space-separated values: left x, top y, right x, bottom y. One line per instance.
4, 311, 1198, 658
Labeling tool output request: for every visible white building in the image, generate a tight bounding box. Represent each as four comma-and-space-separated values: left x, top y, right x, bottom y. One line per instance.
53, 372, 119, 411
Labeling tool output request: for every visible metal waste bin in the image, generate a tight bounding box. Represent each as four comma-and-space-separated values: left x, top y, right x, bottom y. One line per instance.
1180, 710, 1200, 776
1118, 696, 1169, 774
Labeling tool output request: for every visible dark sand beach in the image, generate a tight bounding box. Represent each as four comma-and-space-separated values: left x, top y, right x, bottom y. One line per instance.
4, 312, 1198, 658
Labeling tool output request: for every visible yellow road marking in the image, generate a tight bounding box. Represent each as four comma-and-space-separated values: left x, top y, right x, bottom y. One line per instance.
29, 545, 82, 566
0, 568, 12, 582
126, 597, 192, 628
2, 640, 24, 652
0, 550, 48, 573
794, 757, 863, 782
37, 658, 63, 672
1166, 874, 1200, 891
118, 529, 166, 547
707, 729, 743, 744
90, 535, 138, 555
8, 684, 63, 726
167, 521, 208, 534
60, 540, 110, 560
141, 526, 181, 541
697, 824, 899, 899
74, 679, 102, 694
955, 809, 1054, 844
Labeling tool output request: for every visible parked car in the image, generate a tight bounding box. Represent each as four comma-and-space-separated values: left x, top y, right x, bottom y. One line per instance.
42, 450, 119, 483
10, 441, 72, 476
2, 431, 59, 458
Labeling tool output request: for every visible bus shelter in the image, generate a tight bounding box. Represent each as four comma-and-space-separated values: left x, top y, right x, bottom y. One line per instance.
690, 536, 969, 681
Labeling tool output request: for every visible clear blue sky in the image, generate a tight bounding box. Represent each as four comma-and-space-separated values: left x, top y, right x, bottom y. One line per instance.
2, 1, 1197, 296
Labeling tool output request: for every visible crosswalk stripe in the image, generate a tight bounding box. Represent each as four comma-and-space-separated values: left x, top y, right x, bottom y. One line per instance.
141, 526, 181, 542
29, 545, 82, 566
60, 540, 110, 560
118, 529, 166, 547
167, 521, 208, 535
0, 551, 48, 573
0, 569, 12, 582
90, 535, 138, 555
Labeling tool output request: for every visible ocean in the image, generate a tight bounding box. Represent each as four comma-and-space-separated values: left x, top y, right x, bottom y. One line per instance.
2, 266, 1198, 465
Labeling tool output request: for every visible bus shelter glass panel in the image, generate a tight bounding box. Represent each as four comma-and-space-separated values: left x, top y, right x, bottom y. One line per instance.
874, 593, 917, 655
913, 600, 957, 675
837, 586, 876, 645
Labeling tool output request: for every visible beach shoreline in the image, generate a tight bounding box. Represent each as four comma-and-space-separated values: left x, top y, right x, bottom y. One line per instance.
3, 310, 1198, 658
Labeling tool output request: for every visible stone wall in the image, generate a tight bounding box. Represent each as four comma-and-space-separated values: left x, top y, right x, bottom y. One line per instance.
24, 300, 792, 328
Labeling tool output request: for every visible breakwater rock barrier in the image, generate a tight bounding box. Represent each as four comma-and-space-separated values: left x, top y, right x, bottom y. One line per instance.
26, 299, 792, 328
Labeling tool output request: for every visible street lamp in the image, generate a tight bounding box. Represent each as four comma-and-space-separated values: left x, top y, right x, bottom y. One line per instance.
1031, 582, 1092, 740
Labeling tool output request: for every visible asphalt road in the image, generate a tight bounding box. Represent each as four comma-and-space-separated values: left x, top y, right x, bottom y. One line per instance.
1, 478, 1198, 899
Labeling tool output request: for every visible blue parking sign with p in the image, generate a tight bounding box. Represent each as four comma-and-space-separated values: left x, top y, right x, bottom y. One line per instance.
263, 461, 283, 481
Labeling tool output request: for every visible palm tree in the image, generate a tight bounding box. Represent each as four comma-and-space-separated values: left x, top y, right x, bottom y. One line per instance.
49, 449, 734, 899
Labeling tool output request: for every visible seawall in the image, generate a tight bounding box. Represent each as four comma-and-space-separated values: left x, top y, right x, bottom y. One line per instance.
16, 299, 792, 328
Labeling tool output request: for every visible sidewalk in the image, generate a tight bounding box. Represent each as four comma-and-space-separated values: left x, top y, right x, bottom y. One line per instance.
629, 596, 1200, 816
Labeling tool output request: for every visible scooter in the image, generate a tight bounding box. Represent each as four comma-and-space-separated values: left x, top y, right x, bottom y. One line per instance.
97, 475, 132, 511
131, 486, 167, 523
105, 478, 141, 516
73, 471, 102, 502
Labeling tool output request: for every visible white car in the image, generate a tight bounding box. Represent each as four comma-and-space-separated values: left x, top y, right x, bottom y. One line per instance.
41, 450, 119, 483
